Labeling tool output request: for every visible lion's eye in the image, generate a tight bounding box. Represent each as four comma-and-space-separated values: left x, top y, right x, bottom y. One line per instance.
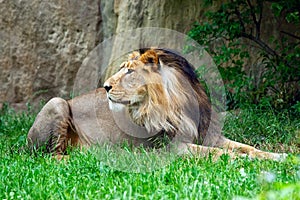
126, 69, 134, 74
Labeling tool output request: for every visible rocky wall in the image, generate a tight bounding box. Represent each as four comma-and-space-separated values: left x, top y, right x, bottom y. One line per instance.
0, 0, 206, 108
0, 0, 101, 107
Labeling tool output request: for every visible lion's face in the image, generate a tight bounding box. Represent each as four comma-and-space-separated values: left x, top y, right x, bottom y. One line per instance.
104, 50, 163, 111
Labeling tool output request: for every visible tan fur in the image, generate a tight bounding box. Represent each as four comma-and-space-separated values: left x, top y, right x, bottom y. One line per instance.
27, 48, 286, 160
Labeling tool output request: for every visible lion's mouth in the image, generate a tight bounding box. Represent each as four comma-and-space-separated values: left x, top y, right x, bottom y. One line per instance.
108, 97, 131, 105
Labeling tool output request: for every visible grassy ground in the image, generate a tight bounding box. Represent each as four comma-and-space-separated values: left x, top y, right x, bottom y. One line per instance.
0, 105, 299, 199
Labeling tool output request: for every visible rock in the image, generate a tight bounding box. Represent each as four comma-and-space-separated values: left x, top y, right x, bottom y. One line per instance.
0, 0, 207, 109
0, 0, 100, 107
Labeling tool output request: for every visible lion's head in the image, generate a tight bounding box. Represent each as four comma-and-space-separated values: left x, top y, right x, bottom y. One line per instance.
104, 48, 211, 143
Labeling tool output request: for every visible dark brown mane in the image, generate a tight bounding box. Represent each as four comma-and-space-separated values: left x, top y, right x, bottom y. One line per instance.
139, 48, 212, 144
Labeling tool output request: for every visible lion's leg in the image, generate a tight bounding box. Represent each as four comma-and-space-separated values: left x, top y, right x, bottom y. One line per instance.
27, 97, 75, 155
176, 143, 237, 161
177, 140, 286, 161
219, 138, 287, 160
202, 132, 286, 160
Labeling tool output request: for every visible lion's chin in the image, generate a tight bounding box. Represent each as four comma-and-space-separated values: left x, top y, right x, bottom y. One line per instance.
108, 100, 127, 112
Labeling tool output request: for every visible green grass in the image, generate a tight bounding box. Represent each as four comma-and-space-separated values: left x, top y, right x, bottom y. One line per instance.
0, 105, 299, 199
223, 108, 300, 154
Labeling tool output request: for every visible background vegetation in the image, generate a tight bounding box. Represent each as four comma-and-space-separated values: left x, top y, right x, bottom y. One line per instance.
188, 0, 300, 111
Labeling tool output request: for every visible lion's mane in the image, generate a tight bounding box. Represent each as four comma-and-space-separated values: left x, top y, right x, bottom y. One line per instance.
124, 48, 212, 144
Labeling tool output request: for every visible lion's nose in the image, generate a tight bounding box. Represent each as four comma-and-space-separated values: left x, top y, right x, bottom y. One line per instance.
104, 85, 112, 92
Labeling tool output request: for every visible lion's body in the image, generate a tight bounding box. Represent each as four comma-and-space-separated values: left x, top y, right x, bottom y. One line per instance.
27, 48, 286, 160
27, 89, 154, 151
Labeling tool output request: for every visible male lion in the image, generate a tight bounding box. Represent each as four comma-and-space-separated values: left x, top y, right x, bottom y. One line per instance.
27, 48, 285, 160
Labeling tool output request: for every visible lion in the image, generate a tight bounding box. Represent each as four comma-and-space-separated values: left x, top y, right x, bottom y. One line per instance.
27, 48, 286, 160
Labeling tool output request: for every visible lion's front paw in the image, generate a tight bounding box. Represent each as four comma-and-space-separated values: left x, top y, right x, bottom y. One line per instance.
243, 150, 288, 161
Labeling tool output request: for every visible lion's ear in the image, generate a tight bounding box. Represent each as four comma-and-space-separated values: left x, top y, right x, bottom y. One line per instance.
139, 49, 159, 65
